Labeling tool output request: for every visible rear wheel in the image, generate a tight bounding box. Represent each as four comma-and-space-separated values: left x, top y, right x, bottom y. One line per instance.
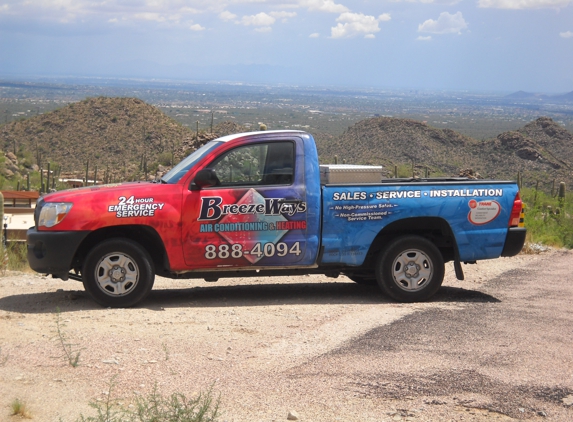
83, 239, 155, 308
376, 236, 444, 302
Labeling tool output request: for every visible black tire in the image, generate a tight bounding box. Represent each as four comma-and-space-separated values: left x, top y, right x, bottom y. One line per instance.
346, 274, 378, 285
376, 235, 444, 302
83, 238, 155, 308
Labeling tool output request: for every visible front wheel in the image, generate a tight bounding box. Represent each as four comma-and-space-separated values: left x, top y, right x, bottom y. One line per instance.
376, 236, 444, 302
83, 239, 155, 308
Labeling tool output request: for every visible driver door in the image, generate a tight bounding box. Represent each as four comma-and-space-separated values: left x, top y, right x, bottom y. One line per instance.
181, 140, 309, 269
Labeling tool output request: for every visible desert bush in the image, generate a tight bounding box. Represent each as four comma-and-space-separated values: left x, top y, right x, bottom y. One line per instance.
77, 381, 220, 422
521, 187, 573, 249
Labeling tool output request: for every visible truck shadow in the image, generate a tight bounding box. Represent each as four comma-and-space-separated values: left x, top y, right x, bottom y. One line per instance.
0, 282, 499, 314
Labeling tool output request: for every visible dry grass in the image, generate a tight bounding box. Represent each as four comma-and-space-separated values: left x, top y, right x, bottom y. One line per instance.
11, 398, 32, 419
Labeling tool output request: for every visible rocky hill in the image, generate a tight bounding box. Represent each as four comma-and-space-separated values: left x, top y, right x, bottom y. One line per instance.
318, 116, 573, 187
465, 117, 573, 186
1, 96, 572, 189
0, 97, 246, 182
317, 117, 478, 176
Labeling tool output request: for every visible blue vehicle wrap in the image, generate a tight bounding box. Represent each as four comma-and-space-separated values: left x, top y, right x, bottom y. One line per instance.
321, 182, 519, 265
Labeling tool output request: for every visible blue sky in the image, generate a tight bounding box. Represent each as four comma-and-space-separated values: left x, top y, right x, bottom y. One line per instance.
0, 0, 572, 93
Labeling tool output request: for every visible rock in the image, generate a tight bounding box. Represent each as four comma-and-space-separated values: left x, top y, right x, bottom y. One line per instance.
102, 359, 119, 365
516, 147, 541, 161
287, 410, 299, 420
7, 162, 19, 173
459, 168, 481, 179
562, 394, 573, 406
6, 152, 18, 163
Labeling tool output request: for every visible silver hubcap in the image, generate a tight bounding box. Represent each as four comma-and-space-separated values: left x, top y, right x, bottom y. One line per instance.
391, 249, 433, 292
95, 252, 139, 297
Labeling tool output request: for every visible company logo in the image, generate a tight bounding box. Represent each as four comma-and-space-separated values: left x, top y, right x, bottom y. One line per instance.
199, 194, 306, 221
468, 200, 501, 225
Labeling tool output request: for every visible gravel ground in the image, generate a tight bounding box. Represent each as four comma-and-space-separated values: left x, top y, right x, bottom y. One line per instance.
1, 249, 572, 422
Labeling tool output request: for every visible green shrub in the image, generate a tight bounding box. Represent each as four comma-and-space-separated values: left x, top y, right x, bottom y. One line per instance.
77, 382, 220, 422
521, 187, 573, 249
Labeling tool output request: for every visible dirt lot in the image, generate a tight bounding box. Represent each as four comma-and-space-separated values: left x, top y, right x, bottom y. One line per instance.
1, 249, 573, 422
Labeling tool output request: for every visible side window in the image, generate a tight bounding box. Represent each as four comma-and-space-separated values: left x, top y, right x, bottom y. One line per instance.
209, 142, 294, 187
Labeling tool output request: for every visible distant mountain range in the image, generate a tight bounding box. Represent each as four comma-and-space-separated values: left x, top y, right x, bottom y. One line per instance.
505, 90, 573, 103
1, 97, 572, 188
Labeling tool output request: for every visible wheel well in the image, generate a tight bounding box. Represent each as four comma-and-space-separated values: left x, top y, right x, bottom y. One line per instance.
361, 217, 457, 270
71, 225, 169, 276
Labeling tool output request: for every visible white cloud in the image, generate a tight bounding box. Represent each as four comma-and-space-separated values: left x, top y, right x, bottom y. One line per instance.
478, 0, 571, 8
219, 10, 237, 21
0, 1, 207, 25
135, 13, 166, 22
418, 11, 467, 34
240, 12, 276, 27
331, 12, 391, 39
417, 35, 432, 41
417, 0, 461, 4
301, 0, 349, 14
560, 30, 573, 38
189, 23, 205, 31
270, 11, 297, 20
309, 32, 320, 37
378, 13, 391, 22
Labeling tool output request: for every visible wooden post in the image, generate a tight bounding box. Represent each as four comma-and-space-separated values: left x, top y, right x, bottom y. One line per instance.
85, 159, 89, 187
46, 163, 50, 192
144, 156, 148, 181
394, 165, 398, 178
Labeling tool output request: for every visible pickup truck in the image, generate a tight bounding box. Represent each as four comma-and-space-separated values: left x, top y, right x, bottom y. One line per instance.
27, 130, 526, 307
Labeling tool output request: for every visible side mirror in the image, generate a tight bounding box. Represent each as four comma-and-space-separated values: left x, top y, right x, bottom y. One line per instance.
192, 169, 220, 189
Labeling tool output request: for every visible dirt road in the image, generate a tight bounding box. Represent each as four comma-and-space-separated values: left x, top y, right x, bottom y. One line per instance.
1, 249, 572, 421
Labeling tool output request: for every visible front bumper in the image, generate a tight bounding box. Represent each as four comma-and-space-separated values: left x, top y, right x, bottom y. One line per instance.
501, 227, 527, 257
26, 228, 90, 279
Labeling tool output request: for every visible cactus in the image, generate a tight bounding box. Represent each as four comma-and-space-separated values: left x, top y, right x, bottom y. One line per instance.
559, 182, 566, 209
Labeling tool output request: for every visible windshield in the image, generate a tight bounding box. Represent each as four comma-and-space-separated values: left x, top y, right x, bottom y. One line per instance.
161, 141, 223, 184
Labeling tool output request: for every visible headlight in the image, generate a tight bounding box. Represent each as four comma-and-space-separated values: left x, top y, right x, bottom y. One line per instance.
38, 203, 73, 228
